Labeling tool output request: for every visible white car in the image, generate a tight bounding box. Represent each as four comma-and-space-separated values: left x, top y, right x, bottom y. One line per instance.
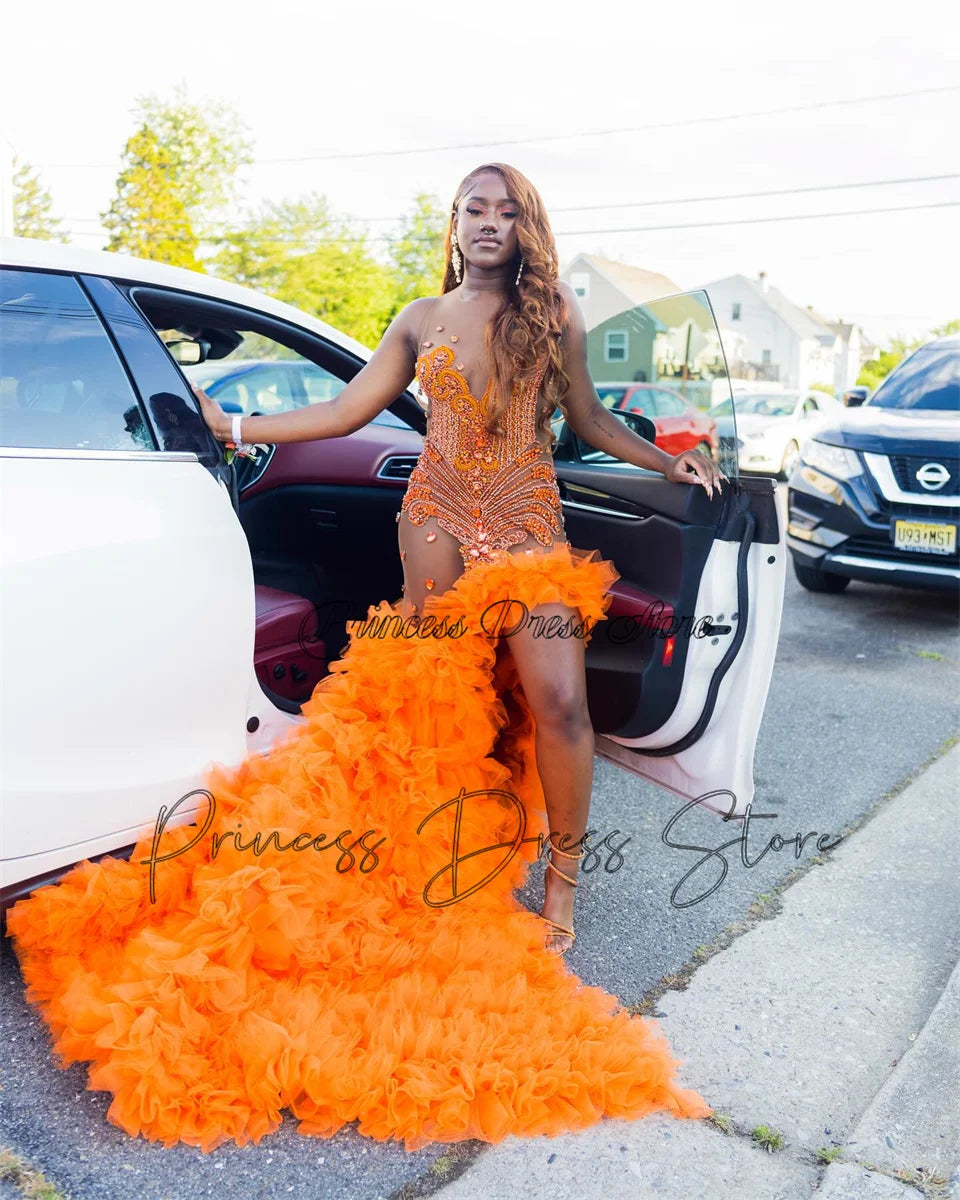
0, 238, 786, 906
709, 389, 845, 478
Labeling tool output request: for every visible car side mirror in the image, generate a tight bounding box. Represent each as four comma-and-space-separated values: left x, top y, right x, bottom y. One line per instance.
571, 407, 656, 460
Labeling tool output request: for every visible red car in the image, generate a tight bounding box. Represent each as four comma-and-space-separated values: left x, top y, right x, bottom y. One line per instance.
598, 382, 719, 459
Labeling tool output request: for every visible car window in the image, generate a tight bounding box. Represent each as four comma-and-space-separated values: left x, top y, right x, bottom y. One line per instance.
596, 386, 627, 409
0, 269, 154, 452
154, 321, 409, 430
655, 390, 686, 417
625, 390, 657, 417
865, 343, 960, 411
803, 398, 819, 415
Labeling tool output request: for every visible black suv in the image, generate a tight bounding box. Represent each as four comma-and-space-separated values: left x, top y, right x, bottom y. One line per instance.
787, 335, 959, 593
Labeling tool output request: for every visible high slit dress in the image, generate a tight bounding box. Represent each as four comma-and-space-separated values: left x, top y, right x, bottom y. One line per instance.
6, 298, 712, 1153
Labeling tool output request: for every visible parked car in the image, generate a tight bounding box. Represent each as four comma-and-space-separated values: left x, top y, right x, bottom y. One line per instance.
0, 237, 785, 908
594, 382, 718, 459
786, 335, 960, 593
708, 389, 844, 478
182, 358, 408, 428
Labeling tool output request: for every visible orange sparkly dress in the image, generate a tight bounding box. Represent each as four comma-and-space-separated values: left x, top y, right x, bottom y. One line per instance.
6, 299, 712, 1155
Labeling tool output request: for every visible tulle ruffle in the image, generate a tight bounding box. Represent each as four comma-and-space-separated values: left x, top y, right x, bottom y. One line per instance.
7, 541, 711, 1152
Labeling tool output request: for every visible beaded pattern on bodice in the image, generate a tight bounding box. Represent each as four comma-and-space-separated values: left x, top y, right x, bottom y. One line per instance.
400, 342, 565, 571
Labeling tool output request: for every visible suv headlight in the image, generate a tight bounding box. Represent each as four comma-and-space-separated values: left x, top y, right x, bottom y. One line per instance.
799, 438, 861, 480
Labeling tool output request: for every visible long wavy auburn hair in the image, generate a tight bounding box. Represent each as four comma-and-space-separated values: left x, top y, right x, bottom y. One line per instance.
440, 163, 572, 451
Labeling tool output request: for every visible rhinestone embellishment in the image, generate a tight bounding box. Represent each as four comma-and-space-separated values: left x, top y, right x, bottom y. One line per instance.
425, 577, 435, 590
401, 344, 564, 571
450, 334, 459, 343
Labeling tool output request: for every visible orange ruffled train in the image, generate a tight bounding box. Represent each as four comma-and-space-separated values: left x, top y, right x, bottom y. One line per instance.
7, 541, 712, 1153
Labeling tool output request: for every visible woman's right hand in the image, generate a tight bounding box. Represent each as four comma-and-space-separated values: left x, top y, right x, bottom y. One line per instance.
189, 382, 232, 443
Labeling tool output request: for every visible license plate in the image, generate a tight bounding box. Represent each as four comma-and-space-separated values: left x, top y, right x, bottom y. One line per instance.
892, 519, 957, 555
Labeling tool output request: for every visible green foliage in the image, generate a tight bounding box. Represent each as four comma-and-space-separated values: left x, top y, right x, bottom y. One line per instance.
385, 192, 448, 310
101, 84, 252, 267
101, 127, 203, 269
857, 336, 919, 390
809, 382, 835, 396
751, 1124, 785, 1152
210, 194, 398, 348
12, 157, 67, 241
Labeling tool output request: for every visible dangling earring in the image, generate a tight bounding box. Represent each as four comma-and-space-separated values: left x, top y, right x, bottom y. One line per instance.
451, 232, 463, 283
514, 255, 524, 286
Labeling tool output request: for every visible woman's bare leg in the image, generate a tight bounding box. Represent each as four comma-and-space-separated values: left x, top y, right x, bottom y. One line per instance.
397, 513, 464, 619
497, 541, 594, 953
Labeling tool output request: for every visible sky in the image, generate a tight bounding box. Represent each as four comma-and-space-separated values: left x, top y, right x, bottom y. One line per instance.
1, 0, 958, 347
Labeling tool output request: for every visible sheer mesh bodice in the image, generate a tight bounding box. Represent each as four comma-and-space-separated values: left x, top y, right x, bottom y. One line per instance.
397, 298, 566, 614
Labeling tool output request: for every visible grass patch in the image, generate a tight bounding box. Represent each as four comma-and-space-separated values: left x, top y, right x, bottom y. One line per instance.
751, 1124, 784, 1153
0, 1149, 67, 1199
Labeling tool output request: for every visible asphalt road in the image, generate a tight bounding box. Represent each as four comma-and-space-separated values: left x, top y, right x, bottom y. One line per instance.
1, 486, 957, 1200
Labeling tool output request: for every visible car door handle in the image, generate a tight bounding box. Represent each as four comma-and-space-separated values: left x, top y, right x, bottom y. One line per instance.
310, 508, 337, 528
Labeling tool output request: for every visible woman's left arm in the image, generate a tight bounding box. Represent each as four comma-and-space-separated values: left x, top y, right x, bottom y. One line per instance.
556, 282, 727, 500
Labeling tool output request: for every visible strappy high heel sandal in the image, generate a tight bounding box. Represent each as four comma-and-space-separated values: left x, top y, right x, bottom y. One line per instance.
540, 842, 585, 955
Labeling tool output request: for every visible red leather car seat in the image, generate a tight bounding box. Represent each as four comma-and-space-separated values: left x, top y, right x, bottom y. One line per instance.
254, 585, 327, 705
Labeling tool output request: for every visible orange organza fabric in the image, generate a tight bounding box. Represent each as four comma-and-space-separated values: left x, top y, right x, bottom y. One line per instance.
7, 541, 712, 1153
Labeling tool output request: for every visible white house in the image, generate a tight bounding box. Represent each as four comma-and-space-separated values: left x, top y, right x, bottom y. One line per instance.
702, 272, 841, 392
561, 253, 682, 321
806, 313, 864, 394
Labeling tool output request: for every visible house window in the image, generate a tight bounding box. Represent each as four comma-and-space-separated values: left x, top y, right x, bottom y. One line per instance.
571, 272, 590, 299
762, 349, 771, 365
605, 330, 628, 363
732, 303, 741, 320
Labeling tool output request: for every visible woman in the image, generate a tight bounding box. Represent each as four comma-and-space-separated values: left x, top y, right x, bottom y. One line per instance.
8, 163, 723, 1154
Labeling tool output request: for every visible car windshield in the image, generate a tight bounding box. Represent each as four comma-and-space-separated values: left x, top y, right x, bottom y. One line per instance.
729, 393, 798, 417
865, 343, 960, 411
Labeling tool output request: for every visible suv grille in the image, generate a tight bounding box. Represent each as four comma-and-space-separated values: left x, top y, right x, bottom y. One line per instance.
888, 454, 959, 496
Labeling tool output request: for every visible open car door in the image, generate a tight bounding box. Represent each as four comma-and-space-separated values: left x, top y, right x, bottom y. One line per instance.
560, 288, 785, 817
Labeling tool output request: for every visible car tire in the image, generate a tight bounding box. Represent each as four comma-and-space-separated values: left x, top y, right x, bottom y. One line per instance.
779, 440, 800, 479
792, 556, 851, 593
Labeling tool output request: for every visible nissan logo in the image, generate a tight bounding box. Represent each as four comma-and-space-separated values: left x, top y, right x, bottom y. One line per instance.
915, 462, 951, 491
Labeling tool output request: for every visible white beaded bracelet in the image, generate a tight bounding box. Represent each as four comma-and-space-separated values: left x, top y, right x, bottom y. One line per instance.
231, 414, 244, 445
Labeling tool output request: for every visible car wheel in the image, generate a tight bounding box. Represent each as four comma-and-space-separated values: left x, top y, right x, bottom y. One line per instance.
780, 441, 800, 479
792, 556, 851, 593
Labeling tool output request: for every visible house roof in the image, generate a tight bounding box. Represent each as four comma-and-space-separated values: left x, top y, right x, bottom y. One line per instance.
563, 253, 682, 304
706, 274, 838, 344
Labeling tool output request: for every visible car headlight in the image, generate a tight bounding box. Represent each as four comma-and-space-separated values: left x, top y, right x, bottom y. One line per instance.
799, 438, 861, 480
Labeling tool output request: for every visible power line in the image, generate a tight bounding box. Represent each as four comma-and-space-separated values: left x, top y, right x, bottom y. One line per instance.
55, 172, 960, 225
36, 84, 960, 169
59, 199, 960, 247
549, 200, 960, 237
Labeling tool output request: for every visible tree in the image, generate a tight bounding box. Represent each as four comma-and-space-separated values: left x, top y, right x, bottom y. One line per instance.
385, 193, 447, 312
101, 127, 203, 269
101, 84, 252, 266
211, 194, 398, 348
12, 157, 67, 241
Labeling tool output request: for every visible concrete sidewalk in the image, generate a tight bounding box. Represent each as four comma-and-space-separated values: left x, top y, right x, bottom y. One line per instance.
434, 741, 960, 1200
